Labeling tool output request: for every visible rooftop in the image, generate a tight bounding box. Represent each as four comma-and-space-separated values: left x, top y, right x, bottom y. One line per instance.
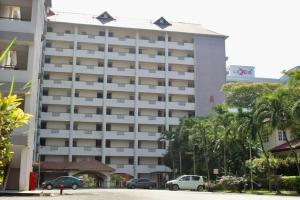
47, 11, 227, 37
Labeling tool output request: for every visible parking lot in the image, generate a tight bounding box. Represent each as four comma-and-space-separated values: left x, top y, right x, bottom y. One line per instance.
0, 189, 299, 200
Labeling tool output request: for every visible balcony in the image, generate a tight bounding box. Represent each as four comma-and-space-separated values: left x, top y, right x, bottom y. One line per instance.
168, 41, 194, 51
106, 83, 135, 92
44, 63, 73, 73
42, 96, 71, 105
108, 52, 135, 61
106, 114, 134, 124
107, 67, 135, 77
138, 54, 164, 63
138, 100, 165, 109
167, 71, 194, 80
168, 117, 181, 125
45, 47, 73, 57
46, 32, 74, 42
137, 148, 166, 157
42, 80, 72, 89
139, 38, 165, 49
40, 112, 71, 121
105, 148, 134, 156
106, 98, 134, 108
168, 101, 195, 110
137, 116, 165, 125
105, 131, 135, 140
72, 130, 102, 139
75, 49, 104, 59
71, 147, 101, 156
109, 164, 134, 176
168, 86, 194, 95
74, 81, 104, 90
136, 165, 171, 173
39, 146, 69, 155
138, 85, 164, 94
76, 34, 105, 44
138, 69, 165, 79
74, 65, 104, 74
74, 97, 103, 106
73, 113, 103, 122
0, 18, 34, 35
168, 56, 194, 65
108, 36, 135, 46
136, 132, 162, 141
39, 129, 69, 139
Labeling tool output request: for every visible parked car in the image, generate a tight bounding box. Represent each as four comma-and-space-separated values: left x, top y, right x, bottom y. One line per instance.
166, 175, 204, 191
126, 178, 157, 189
42, 176, 84, 190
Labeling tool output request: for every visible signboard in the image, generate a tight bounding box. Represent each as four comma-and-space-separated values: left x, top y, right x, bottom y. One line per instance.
228, 65, 255, 78
213, 169, 219, 175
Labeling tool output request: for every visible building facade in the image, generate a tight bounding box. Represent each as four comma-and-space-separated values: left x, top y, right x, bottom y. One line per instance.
36, 12, 227, 185
0, 0, 51, 190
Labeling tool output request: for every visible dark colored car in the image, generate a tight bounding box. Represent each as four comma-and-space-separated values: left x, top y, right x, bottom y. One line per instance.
42, 176, 84, 190
126, 178, 157, 189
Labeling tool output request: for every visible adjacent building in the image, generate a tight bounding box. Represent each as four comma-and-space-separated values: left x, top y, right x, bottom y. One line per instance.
0, 0, 51, 190
36, 12, 227, 186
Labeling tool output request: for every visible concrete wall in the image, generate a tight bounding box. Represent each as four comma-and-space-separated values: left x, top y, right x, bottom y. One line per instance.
194, 35, 226, 116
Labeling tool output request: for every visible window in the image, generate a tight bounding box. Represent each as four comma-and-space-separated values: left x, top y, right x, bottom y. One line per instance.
73, 140, 77, 147
129, 48, 135, 54
47, 27, 53, 32
97, 92, 103, 98
95, 156, 101, 161
105, 156, 111, 164
106, 140, 111, 148
158, 65, 165, 71
96, 123, 102, 131
108, 47, 113, 52
98, 77, 103, 83
73, 123, 78, 130
65, 140, 69, 147
262, 133, 269, 143
129, 125, 134, 132
157, 50, 165, 56
2, 50, 19, 68
98, 61, 104, 67
129, 110, 134, 116
192, 176, 200, 181
128, 157, 134, 165
139, 49, 143, 54
96, 107, 102, 115
40, 138, 46, 146
106, 108, 111, 115
157, 36, 165, 41
40, 121, 47, 129
278, 130, 287, 141
106, 124, 111, 131
108, 32, 114, 37
65, 30, 71, 34
99, 31, 105, 36
107, 92, 112, 99
96, 140, 102, 148
40, 155, 45, 161
45, 56, 51, 64
98, 46, 104, 52
180, 176, 190, 181
42, 105, 48, 112
46, 41, 52, 48
108, 61, 113, 67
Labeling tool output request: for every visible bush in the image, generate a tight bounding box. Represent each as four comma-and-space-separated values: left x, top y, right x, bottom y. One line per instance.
281, 176, 300, 194
218, 176, 246, 192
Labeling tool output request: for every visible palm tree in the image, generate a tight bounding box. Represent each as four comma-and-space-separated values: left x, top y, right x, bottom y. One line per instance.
255, 90, 300, 177
213, 104, 235, 175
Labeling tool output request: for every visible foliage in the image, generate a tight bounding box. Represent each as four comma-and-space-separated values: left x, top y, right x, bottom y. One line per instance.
0, 39, 31, 187
246, 154, 279, 174
280, 176, 300, 193
218, 176, 246, 192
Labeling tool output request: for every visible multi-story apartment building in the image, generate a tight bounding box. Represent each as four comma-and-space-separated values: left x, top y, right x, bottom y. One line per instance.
0, 0, 51, 190
37, 12, 227, 187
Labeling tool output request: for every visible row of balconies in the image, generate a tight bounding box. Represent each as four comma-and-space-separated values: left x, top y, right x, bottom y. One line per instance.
110, 164, 171, 175
44, 47, 194, 65
39, 129, 162, 141
41, 96, 195, 110
43, 63, 194, 80
40, 112, 181, 125
39, 146, 166, 157
46, 32, 194, 50
42, 80, 194, 95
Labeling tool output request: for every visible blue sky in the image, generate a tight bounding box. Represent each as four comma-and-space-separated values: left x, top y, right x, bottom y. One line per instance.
52, 0, 300, 78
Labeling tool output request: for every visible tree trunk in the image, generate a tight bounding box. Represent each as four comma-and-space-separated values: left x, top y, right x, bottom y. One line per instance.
257, 131, 272, 191
283, 130, 300, 177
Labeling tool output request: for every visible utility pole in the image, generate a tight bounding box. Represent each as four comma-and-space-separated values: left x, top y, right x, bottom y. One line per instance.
179, 151, 182, 175
193, 145, 196, 175
249, 140, 253, 191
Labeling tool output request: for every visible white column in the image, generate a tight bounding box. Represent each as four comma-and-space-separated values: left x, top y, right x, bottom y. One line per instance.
19, 147, 32, 191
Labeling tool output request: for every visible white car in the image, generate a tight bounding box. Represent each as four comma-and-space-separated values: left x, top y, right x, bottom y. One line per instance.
166, 175, 204, 191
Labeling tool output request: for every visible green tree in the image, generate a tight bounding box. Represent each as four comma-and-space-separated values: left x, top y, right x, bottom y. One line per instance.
0, 39, 31, 188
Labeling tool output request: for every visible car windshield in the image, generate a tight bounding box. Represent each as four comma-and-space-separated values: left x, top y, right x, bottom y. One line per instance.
175, 175, 185, 180
129, 179, 138, 182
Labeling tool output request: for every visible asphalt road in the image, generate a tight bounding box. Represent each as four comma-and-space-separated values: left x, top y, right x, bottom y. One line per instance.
0, 189, 299, 200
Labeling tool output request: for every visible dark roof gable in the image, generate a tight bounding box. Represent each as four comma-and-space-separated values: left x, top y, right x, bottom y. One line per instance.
96, 11, 115, 24
154, 17, 172, 29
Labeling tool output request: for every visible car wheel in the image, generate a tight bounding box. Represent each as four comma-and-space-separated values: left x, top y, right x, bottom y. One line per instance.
197, 185, 204, 191
46, 184, 53, 190
172, 184, 179, 191
131, 185, 135, 189
72, 184, 78, 190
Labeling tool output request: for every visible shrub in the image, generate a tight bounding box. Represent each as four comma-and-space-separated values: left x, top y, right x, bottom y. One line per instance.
281, 176, 300, 194
218, 176, 246, 192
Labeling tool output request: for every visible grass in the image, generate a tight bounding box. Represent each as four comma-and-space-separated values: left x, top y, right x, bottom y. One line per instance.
213, 189, 299, 196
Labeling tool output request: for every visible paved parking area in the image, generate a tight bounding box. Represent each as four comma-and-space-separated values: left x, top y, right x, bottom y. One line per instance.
0, 189, 298, 200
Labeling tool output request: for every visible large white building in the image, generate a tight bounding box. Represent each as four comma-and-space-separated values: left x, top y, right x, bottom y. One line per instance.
0, 1, 227, 189
37, 11, 227, 186
0, 0, 51, 190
